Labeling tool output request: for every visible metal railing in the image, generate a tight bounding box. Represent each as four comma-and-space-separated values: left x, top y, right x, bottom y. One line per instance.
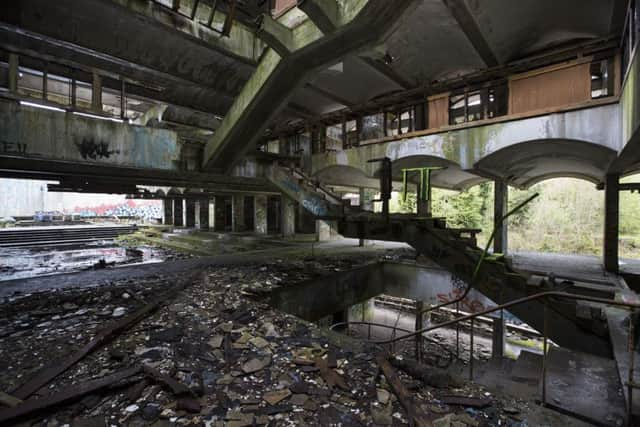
331, 290, 640, 424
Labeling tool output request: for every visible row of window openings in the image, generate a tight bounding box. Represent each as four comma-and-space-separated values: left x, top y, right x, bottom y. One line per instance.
152, 0, 230, 33
0, 63, 157, 121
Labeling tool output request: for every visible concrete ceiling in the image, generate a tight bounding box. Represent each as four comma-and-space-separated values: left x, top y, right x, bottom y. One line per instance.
474, 140, 618, 188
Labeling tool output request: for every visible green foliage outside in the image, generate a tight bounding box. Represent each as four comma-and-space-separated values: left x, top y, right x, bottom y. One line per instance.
388, 175, 640, 258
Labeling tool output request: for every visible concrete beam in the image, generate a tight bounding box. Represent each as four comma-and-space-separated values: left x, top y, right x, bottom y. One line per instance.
107, 0, 263, 64
305, 83, 355, 108
203, 0, 419, 171
256, 14, 295, 57
441, 0, 499, 67
0, 1, 253, 100
297, 0, 340, 34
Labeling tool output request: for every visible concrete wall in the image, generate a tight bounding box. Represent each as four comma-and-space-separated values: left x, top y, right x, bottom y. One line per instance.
0, 178, 127, 217
0, 99, 180, 170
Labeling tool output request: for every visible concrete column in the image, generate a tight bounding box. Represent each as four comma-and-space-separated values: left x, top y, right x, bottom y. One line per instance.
199, 199, 209, 230
359, 188, 374, 246
316, 220, 331, 241
416, 180, 431, 217
281, 196, 296, 237
492, 317, 505, 358
173, 198, 184, 226
8, 53, 18, 93
214, 195, 226, 232
163, 199, 173, 225
91, 72, 102, 112
604, 174, 620, 272
254, 194, 268, 234
185, 199, 196, 227
232, 195, 245, 232
493, 180, 508, 254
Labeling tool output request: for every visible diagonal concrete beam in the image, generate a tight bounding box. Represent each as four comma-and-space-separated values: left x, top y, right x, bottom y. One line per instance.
256, 14, 295, 57
297, 0, 340, 34
442, 0, 499, 67
203, 0, 419, 171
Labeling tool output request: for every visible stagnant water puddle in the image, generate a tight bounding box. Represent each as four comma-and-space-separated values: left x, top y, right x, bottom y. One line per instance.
267, 261, 543, 358
0, 241, 172, 281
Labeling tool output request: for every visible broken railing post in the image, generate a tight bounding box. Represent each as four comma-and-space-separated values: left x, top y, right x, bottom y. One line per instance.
542, 304, 549, 406
415, 300, 424, 362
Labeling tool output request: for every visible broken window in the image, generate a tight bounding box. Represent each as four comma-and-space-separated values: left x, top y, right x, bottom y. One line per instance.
325, 124, 343, 151
101, 86, 122, 118
591, 59, 614, 99
17, 65, 44, 99
360, 113, 384, 141
0, 50, 8, 91
399, 108, 414, 133
385, 111, 400, 136
345, 119, 358, 148
449, 84, 508, 125
74, 79, 93, 111
46, 72, 72, 106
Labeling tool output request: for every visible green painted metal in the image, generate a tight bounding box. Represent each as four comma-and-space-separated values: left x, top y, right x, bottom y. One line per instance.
401, 166, 444, 202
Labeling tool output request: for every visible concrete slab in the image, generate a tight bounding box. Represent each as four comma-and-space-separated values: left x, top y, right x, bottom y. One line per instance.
543, 346, 625, 427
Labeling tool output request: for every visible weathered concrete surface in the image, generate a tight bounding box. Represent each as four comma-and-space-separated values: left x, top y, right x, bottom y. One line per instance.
312, 103, 621, 188
203, 0, 419, 171
0, 99, 179, 170
281, 195, 296, 237
254, 194, 268, 234
612, 46, 640, 175
232, 195, 246, 232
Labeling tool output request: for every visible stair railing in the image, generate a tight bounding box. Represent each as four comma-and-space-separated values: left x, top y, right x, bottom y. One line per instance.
331, 290, 640, 423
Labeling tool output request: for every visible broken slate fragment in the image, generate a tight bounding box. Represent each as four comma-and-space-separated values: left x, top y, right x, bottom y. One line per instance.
242, 356, 270, 374
208, 334, 224, 348
176, 397, 201, 413
263, 388, 291, 405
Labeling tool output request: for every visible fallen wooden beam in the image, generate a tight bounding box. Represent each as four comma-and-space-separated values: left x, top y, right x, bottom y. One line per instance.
12, 272, 200, 400
376, 354, 432, 427
440, 395, 491, 408
0, 367, 142, 424
0, 391, 22, 408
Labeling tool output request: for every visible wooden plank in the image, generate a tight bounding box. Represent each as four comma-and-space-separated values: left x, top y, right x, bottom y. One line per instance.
0, 367, 141, 424
376, 354, 432, 427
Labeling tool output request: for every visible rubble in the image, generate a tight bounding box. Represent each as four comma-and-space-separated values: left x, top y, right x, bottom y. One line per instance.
0, 252, 581, 426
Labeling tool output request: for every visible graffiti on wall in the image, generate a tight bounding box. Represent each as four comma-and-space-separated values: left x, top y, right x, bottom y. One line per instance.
436, 275, 487, 313
1, 140, 27, 155
75, 139, 120, 160
302, 198, 328, 217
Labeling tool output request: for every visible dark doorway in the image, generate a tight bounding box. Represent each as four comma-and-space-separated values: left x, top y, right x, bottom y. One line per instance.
267, 196, 281, 234
244, 196, 255, 231
214, 195, 233, 231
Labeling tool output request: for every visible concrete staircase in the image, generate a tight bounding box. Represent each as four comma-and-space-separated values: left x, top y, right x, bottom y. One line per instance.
448, 348, 626, 426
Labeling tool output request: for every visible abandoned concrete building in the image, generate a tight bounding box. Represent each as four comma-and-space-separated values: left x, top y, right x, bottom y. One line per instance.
2, 0, 640, 425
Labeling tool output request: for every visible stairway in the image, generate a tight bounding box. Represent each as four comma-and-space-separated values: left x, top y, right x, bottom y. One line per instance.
448, 349, 626, 426
267, 164, 611, 356
0, 225, 138, 248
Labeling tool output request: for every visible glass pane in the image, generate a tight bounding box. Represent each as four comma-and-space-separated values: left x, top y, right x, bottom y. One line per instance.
360, 113, 384, 140
17, 66, 44, 99
46, 73, 71, 105
74, 80, 92, 110
102, 86, 122, 118
386, 112, 399, 136
325, 124, 343, 150
466, 91, 482, 122
400, 109, 413, 133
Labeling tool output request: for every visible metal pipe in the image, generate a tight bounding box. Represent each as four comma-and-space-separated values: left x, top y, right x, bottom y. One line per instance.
456, 301, 460, 359
470, 317, 475, 380
418, 193, 540, 317
376, 291, 640, 345
542, 305, 549, 406
628, 312, 635, 425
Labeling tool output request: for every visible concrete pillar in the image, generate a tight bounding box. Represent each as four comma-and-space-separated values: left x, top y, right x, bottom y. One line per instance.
281, 196, 296, 237
185, 199, 196, 228
492, 317, 505, 358
198, 199, 209, 230
604, 174, 620, 272
232, 195, 245, 232
316, 220, 334, 241
91, 73, 102, 112
163, 199, 173, 225
359, 188, 374, 246
173, 198, 184, 226
214, 195, 226, 232
493, 180, 508, 254
8, 53, 18, 93
254, 194, 268, 234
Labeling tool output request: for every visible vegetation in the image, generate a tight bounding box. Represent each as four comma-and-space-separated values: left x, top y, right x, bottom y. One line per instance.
389, 174, 640, 259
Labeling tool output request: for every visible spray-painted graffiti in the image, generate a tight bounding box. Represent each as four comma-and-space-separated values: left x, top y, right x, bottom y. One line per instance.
75, 139, 120, 160
1, 140, 27, 155
436, 274, 486, 313
302, 198, 328, 217
280, 177, 302, 194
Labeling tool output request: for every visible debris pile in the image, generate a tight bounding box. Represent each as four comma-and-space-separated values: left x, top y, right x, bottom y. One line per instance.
0, 254, 579, 426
